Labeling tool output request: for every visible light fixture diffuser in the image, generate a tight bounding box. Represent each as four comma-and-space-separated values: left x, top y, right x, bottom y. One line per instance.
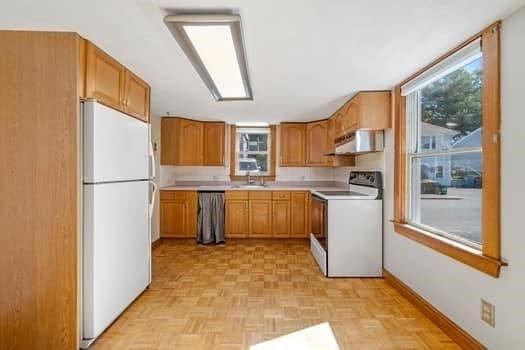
164, 14, 253, 101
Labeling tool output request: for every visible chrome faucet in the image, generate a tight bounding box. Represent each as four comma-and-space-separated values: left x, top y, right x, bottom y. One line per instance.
246, 171, 255, 185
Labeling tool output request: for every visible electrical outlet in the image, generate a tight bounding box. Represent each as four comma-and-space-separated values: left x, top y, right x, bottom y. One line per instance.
481, 299, 495, 327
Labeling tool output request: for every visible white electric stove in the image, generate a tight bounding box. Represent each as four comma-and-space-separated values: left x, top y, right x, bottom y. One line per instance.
310, 171, 383, 277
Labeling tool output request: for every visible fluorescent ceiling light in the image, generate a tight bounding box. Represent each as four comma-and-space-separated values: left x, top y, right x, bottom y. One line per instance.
235, 122, 269, 127
164, 14, 252, 101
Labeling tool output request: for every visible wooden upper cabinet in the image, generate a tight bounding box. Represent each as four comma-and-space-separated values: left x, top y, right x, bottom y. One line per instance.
161, 117, 226, 166
341, 100, 359, 133
204, 122, 225, 166
280, 123, 306, 166
160, 118, 177, 165
85, 42, 125, 111
179, 119, 204, 165
123, 70, 150, 122
84, 41, 151, 122
357, 91, 392, 130
306, 120, 330, 166
334, 112, 344, 136
334, 91, 391, 136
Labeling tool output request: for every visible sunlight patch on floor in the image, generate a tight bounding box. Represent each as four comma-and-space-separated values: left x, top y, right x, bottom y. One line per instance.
250, 322, 339, 350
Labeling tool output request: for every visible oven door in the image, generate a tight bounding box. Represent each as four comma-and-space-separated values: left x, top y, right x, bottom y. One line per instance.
311, 194, 328, 251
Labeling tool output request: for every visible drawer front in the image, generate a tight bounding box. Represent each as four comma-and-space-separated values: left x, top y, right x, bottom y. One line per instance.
160, 190, 192, 200
272, 191, 291, 201
226, 190, 249, 200
249, 191, 272, 200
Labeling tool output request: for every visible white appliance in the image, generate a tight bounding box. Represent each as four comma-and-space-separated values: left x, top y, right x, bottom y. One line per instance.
310, 171, 383, 277
80, 100, 157, 348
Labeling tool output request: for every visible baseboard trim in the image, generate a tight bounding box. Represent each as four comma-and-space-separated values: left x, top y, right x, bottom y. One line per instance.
383, 269, 486, 350
152, 238, 162, 250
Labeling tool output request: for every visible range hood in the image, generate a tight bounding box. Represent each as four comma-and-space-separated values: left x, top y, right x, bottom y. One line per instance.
329, 130, 384, 155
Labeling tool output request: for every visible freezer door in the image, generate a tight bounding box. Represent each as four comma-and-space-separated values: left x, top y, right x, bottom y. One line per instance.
83, 101, 149, 183
83, 181, 150, 340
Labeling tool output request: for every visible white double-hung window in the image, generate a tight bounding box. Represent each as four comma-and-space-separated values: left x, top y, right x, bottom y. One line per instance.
402, 39, 483, 249
234, 128, 271, 175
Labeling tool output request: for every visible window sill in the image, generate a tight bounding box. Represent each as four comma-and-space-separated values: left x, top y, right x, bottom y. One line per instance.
230, 175, 276, 182
392, 222, 506, 278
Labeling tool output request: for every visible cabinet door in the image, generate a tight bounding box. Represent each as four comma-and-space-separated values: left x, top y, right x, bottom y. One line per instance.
225, 200, 249, 238
291, 192, 309, 237
179, 119, 204, 165
123, 70, 150, 122
249, 200, 272, 237
160, 200, 188, 237
272, 200, 291, 237
161, 118, 178, 165
342, 100, 359, 133
85, 43, 125, 111
204, 123, 225, 166
358, 91, 392, 130
280, 124, 306, 166
306, 120, 330, 166
334, 112, 344, 137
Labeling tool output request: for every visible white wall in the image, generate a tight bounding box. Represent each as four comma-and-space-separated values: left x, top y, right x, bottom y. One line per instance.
383, 6, 525, 348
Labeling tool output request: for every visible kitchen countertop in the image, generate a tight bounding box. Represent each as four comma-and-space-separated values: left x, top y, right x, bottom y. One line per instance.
160, 181, 348, 192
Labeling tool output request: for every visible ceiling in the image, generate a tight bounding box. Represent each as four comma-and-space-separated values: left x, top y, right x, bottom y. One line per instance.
1, 0, 524, 123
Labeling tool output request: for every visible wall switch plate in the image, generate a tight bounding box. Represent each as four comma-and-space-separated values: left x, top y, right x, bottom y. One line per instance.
481, 299, 495, 327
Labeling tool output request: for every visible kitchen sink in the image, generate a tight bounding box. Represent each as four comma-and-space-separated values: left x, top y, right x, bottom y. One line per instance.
231, 184, 269, 189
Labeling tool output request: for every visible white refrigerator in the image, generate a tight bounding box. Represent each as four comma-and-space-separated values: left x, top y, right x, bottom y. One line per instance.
80, 101, 156, 348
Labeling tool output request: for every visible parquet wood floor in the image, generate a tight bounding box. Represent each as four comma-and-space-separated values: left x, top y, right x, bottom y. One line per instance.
92, 239, 459, 350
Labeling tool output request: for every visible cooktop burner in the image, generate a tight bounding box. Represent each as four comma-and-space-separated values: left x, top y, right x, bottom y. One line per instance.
316, 191, 366, 196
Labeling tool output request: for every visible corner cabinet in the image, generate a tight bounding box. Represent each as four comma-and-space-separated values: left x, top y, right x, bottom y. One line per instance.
160, 117, 225, 166
280, 120, 354, 168
84, 41, 150, 122
160, 191, 197, 238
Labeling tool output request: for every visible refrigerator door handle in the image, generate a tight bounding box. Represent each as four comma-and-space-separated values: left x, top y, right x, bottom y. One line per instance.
149, 141, 156, 179
149, 181, 158, 219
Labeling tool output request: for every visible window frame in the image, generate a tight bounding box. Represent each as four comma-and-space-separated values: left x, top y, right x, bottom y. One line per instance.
234, 127, 272, 175
393, 21, 506, 277
230, 125, 277, 180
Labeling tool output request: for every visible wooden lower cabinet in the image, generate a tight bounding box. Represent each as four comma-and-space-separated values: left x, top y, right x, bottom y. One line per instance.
225, 200, 249, 238
249, 200, 273, 237
272, 200, 291, 237
291, 191, 310, 237
160, 191, 197, 238
225, 190, 309, 238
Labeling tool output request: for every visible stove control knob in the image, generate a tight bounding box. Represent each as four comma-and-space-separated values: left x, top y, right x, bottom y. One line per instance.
369, 175, 375, 183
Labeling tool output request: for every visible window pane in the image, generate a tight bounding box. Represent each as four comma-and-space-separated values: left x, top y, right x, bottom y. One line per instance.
239, 154, 268, 172
419, 57, 482, 152
238, 133, 268, 152
410, 151, 482, 246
